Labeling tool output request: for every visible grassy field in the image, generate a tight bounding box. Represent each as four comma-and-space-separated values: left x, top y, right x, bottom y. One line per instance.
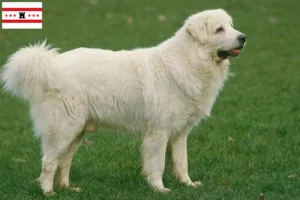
1, 0, 300, 199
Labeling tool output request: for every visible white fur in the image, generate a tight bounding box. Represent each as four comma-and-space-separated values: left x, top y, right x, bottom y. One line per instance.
1, 9, 245, 194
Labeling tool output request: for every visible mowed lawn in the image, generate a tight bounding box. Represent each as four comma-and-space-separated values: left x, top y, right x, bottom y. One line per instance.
1, 0, 300, 199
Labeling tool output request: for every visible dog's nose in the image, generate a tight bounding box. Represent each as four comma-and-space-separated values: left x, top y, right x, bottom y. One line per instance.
238, 34, 246, 43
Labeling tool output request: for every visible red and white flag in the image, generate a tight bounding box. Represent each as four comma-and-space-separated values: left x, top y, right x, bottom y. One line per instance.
2, 2, 42, 29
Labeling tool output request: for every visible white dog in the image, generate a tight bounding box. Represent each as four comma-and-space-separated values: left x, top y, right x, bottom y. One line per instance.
1, 9, 246, 195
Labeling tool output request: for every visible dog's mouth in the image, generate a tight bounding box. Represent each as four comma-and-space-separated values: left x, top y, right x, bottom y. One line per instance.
217, 46, 244, 59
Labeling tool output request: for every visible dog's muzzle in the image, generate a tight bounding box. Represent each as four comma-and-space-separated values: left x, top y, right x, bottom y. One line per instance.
217, 34, 246, 59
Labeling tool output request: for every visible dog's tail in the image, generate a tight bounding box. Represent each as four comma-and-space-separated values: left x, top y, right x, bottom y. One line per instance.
1, 40, 59, 103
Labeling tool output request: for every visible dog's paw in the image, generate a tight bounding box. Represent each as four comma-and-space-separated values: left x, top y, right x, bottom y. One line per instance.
70, 187, 81, 192
44, 191, 57, 196
186, 181, 202, 187
157, 187, 171, 193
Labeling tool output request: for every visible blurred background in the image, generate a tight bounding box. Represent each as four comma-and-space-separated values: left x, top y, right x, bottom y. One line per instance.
1, 0, 300, 199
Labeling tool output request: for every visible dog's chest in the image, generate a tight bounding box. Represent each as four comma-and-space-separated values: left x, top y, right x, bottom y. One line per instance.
168, 64, 228, 134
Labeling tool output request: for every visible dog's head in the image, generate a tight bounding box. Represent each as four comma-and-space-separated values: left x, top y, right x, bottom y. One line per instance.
185, 9, 246, 60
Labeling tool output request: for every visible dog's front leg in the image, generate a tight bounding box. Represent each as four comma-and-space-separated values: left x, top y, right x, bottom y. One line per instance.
170, 133, 202, 187
142, 132, 170, 192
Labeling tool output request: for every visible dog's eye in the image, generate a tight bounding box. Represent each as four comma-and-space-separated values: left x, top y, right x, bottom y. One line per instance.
216, 27, 224, 33
231, 24, 233, 27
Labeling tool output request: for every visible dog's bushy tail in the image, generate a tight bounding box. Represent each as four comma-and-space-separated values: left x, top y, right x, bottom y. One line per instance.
1, 40, 59, 103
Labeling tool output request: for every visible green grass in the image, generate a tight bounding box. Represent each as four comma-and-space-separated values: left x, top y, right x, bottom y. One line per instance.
1, 0, 300, 199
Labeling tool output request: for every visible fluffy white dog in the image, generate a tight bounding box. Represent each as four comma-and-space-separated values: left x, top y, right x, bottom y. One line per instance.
1, 9, 246, 195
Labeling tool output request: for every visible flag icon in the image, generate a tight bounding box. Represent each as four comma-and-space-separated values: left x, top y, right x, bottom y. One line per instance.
2, 2, 42, 29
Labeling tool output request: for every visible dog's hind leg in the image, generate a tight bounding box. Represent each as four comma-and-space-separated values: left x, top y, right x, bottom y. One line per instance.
142, 131, 170, 192
56, 121, 97, 191
56, 132, 84, 192
37, 133, 78, 196
33, 99, 86, 196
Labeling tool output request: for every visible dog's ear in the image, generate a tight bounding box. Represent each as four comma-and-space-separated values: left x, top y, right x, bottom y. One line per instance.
186, 16, 208, 45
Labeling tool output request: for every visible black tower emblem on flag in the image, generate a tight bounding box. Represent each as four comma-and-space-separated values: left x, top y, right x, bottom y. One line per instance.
19, 12, 26, 19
